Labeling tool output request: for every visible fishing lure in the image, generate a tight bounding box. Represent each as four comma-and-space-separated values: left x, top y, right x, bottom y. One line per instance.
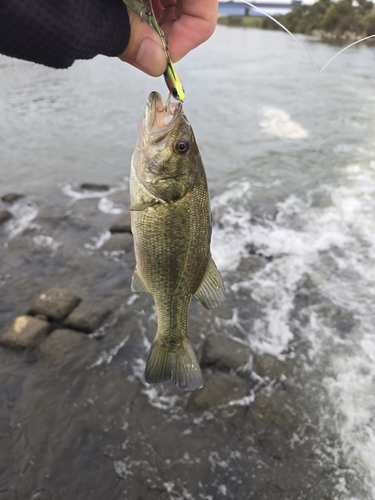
122, 0, 185, 102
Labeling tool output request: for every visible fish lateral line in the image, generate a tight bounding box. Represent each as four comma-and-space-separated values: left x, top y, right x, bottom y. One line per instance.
241, 0, 375, 72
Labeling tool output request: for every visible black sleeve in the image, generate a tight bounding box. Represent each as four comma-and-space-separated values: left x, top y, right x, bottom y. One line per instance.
0, 0, 131, 69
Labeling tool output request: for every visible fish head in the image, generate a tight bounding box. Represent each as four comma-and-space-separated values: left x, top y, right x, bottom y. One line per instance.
133, 91, 201, 203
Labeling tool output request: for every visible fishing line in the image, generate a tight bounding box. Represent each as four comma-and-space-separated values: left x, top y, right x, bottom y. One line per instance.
241, 0, 375, 72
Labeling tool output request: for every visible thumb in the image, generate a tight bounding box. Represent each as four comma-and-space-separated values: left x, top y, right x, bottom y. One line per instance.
119, 8, 167, 77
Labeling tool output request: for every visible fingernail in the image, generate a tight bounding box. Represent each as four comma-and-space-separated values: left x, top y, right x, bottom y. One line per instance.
136, 37, 167, 77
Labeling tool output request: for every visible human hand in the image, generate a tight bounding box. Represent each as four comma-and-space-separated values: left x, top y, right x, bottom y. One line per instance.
119, 0, 218, 76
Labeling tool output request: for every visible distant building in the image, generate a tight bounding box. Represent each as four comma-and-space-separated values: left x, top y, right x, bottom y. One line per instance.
218, 0, 301, 17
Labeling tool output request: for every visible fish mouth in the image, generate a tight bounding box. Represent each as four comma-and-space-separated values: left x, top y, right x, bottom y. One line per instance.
143, 91, 183, 143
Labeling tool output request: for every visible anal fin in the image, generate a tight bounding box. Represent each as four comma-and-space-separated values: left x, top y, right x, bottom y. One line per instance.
194, 256, 225, 309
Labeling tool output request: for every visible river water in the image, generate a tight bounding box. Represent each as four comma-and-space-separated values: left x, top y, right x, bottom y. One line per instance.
1, 26, 375, 499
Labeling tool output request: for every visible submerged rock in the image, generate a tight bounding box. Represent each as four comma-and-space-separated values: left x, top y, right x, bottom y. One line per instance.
35, 204, 68, 222
28, 288, 81, 322
101, 233, 133, 253
201, 334, 251, 370
110, 212, 132, 233
237, 255, 266, 274
39, 328, 100, 366
80, 183, 110, 192
253, 353, 294, 381
188, 372, 247, 409
251, 200, 278, 222
0, 209, 12, 225
63, 300, 113, 333
1, 193, 24, 204
0, 315, 51, 349
248, 387, 301, 435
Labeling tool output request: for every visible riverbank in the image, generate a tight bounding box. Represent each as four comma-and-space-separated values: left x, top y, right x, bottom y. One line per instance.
217, 0, 375, 41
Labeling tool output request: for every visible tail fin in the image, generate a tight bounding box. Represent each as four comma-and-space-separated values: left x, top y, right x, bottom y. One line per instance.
145, 339, 203, 391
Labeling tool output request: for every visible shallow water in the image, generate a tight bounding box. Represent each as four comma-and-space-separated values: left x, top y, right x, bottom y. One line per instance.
1, 26, 375, 499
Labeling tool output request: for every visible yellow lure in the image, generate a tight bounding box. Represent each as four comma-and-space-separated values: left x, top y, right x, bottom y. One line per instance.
122, 0, 185, 102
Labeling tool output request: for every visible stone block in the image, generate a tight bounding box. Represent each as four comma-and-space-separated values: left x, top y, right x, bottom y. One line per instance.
253, 353, 293, 381
110, 212, 131, 233
201, 335, 251, 370
101, 233, 133, 253
63, 300, 113, 333
80, 183, 110, 192
0, 210, 12, 225
39, 329, 100, 366
188, 372, 247, 409
249, 387, 301, 433
29, 288, 81, 322
0, 315, 51, 349
1, 193, 24, 204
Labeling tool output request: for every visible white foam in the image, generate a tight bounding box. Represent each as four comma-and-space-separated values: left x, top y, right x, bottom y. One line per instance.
84, 230, 111, 250
32, 234, 62, 252
211, 158, 375, 494
211, 179, 252, 272
5, 202, 38, 239
98, 197, 122, 215
260, 106, 309, 140
89, 336, 129, 368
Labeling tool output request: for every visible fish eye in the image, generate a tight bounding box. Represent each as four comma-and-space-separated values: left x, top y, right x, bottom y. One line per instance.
172, 88, 178, 98
175, 139, 190, 154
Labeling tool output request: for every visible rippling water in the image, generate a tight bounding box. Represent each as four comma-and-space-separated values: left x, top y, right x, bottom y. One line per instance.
2, 26, 375, 499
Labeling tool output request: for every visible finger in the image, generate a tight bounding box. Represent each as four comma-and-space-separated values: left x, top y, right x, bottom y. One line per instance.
160, 0, 218, 62
158, 0, 177, 25
150, 0, 163, 20
118, 7, 167, 76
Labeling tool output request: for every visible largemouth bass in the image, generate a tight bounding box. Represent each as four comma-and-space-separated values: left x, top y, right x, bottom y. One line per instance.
130, 92, 225, 391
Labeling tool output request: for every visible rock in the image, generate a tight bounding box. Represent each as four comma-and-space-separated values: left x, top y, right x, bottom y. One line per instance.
245, 243, 273, 261
39, 329, 100, 366
28, 288, 81, 322
63, 300, 113, 333
110, 212, 132, 233
35, 314, 49, 321
0, 209, 12, 225
80, 183, 110, 192
35, 205, 68, 221
253, 353, 293, 381
188, 372, 247, 409
201, 335, 251, 370
237, 255, 266, 274
249, 387, 301, 432
0, 315, 51, 349
101, 233, 133, 253
1, 193, 24, 204
251, 201, 278, 222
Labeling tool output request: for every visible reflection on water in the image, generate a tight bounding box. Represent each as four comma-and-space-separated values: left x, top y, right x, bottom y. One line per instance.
1, 26, 375, 499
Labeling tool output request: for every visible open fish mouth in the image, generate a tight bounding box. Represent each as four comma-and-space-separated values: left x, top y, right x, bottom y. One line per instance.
143, 91, 183, 142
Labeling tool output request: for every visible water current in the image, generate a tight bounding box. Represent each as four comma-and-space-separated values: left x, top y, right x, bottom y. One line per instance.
1, 25, 375, 499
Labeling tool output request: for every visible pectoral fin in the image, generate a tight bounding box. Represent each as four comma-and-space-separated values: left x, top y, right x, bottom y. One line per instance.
131, 269, 149, 293
130, 199, 159, 211
194, 256, 226, 309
